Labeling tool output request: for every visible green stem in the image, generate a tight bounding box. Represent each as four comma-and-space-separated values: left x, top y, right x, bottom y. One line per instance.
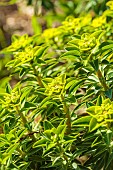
37, 74, 43, 87
0, 28, 7, 48
17, 147, 25, 157
15, 106, 36, 141
15, 106, 28, 126
110, 160, 113, 170
96, 69, 109, 91
31, 64, 43, 87
61, 94, 71, 134
57, 140, 69, 167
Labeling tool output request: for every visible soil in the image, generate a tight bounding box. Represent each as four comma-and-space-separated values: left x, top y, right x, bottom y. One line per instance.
0, 1, 34, 49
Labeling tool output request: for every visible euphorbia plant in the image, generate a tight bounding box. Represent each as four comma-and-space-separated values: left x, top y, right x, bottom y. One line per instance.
1, 1, 113, 170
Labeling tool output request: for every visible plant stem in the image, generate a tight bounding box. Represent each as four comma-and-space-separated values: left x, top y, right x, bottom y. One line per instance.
15, 106, 28, 126
15, 106, 36, 141
31, 63, 43, 87
96, 69, 109, 91
57, 140, 69, 167
17, 147, 25, 157
37, 74, 43, 87
110, 160, 113, 170
61, 94, 71, 134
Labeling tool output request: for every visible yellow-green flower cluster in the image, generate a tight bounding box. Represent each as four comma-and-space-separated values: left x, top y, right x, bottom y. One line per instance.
3, 34, 48, 67
106, 1, 113, 10
14, 46, 40, 66
41, 1, 113, 49
6, 34, 33, 52
45, 75, 66, 96
92, 16, 106, 28
87, 99, 113, 124
42, 15, 92, 48
0, 89, 20, 109
62, 16, 80, 34
79, 33, 96, 51
42, 28, 62, 41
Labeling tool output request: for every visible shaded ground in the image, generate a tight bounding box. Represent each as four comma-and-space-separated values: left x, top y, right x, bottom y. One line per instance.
0, 1, 34, 49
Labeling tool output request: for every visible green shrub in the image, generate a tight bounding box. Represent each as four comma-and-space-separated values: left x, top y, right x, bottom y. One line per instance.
1, 1, 113, 170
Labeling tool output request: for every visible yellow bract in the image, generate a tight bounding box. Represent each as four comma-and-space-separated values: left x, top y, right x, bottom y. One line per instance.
15, 46, 34, 63
6, 34, 33, 52
87, 99, 113, 124
78, 33, 96, 51
45, 75, 66, 96
106, 1, 113, 10
1, 89, 20, 109
92, 16, 106, 28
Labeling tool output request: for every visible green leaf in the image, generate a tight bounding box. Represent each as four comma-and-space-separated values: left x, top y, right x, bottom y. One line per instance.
44, 120, 54, 130
101, 130, 112, 146
91, 30, 103, 39
65, 45, 79, 51
65, 80, 77, 90
82, 91, 95, 101
43, 130, 52, 139
101, 44, 113, 51
87, 106, 100, 115
90, 59, 99, 71
72, 116, 91, 126
32, 15, 42, 34
3, 124, 10, 134
56, 125, 66, 136
34, 46, 48, 60
19, 67, 27, 78
20, 86, 32, 102
33, 138, 48, 148
43, 143, 56, 155
93, 156, 105, 170
61, 50, 80, 58
91, 136, 101, 147
74, 62, 83, 70
0, 135, 10, 145
52, 157, 61, 166
39, 96, 51, 107
106, 152, 113, 169
105, 89, 112, 99
89, 117, 98, 132
24, 102, 36, 109
6, 143, 19, 155
6, 83, 12, 94
96, 95, 102, 106
16, 129, 27, 141
20, 162, 31, 170
68, 38, 80, 46
69, 79, 85, 94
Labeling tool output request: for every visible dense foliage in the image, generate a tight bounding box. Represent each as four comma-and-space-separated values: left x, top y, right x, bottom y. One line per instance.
0, 0, 108, 80
1, 1, 113, 170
